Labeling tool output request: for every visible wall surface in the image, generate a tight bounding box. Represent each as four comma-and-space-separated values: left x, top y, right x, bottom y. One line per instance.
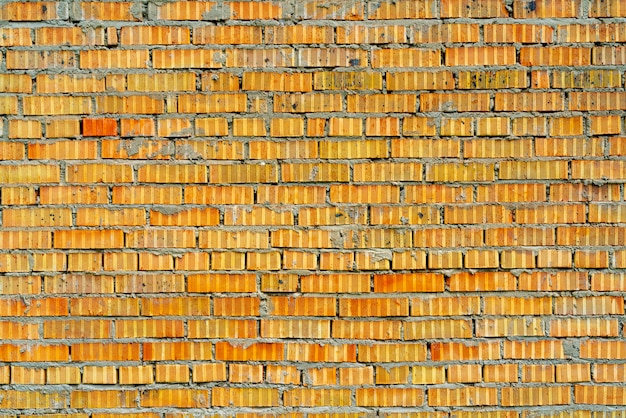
0, 0, 626, 415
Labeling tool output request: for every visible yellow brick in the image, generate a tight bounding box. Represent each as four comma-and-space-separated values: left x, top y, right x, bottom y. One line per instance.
0, 97, 19, 114
0, 27, 31, 45
83, 366, 117, 384
426, 163, 494, 182
213, 388, 279, 407
270, 118, 305, 137
553, 69, 622, 88
210, 164, 277, 184
32, 253, 66, 272
0, 165, 60, 184
192, 363, 227, 383
156, 364, 189, 383
315, 71, 383, 90
228, 48, 296, 67
514, 0, 581, 17
0, 74, 32, 93
476, 118, 511, 136
36, 26, 103, 46
299, 207, 367, 226
401, 117, 438, 137
128, 73, 195, 92
283, 250, 318, 270
330, 185, 400, 203
281, 163, 349, 182
29, 140, 98, 160
354, 162, 422, 182
328, 118, 363, 136
211, 252, 246, 270
67, 164, 133, 183
458, 69, 528, 89
243, 72, 312, 92
96, 95, 164, 114
428, 251, 463, 269
465, 139, 531, 158
7, 50, 75, 69
195, 118, 228, 136
119, 366, 154, 385
275, 93, 342, 113
320, 139, 387, 158
80, 50, 149, 69
500, 161, 568, 180
251, 140, 317, 160
366, 117, 400, 136
591, 115, 622, 135
441, 117, 474, 136
7, 120, 40, 139
47, 366, 81, 384
485, 24, 554, 43
153, 49, 222, 69
421, 92, 490, 112
521, 46, 591, 66
141, 389, 208, 408
446, 46, 516, 66
23, 96, 91, 115
3, 208, 72, 227
45, 119, 81, 138
348, 94, 416, 113
299, 48, 366, 67
372, 49, 440, 68
513, 117, 547, 136
38, 74, 105, 94
199, 231, 268, 249
338, 25, 407, 44
232, 118, 266, 137
121, 26, 189, 45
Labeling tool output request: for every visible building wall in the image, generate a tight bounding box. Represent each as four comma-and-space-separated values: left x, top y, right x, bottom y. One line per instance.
0, 0, 625, 415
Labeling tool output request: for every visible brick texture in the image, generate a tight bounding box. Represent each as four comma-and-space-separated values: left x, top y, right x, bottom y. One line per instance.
0, 0, 626, 415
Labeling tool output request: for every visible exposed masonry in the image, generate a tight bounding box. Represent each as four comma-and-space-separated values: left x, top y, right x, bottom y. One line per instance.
1, 0, 626, 416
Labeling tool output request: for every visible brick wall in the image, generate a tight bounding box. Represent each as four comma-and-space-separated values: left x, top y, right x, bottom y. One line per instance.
1, 0, 626, 415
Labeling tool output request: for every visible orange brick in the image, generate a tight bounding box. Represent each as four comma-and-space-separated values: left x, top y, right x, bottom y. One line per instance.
191, 363, 227, 383
83, 365, 117, 384
484, 24, 554, 43
332, 319, 401, 340
521, 46, 590, 65
387, 71, 453, 90
522, 364, 555, 383
595, 364, 626, 383
442, 0, 509, 17
340, 366, 374, 385
7, 51, 75, 70
141, 389, 208, 408
446, 46, 515, 66
372, 49, 440, 68
422, 92, 490, 112
405, 319, 473, 339
484, 364, 518, 383
229, 364, 263, 383
47, 366, 81, 384
213, 388, 279, 407
502, 386, 570, 406
301, 273, 369, 294
357, 388, 424, 407
514, 0, 581, 17
557, 363, 591, 382
448, 364, 482, 383
119, 366, 154, 385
